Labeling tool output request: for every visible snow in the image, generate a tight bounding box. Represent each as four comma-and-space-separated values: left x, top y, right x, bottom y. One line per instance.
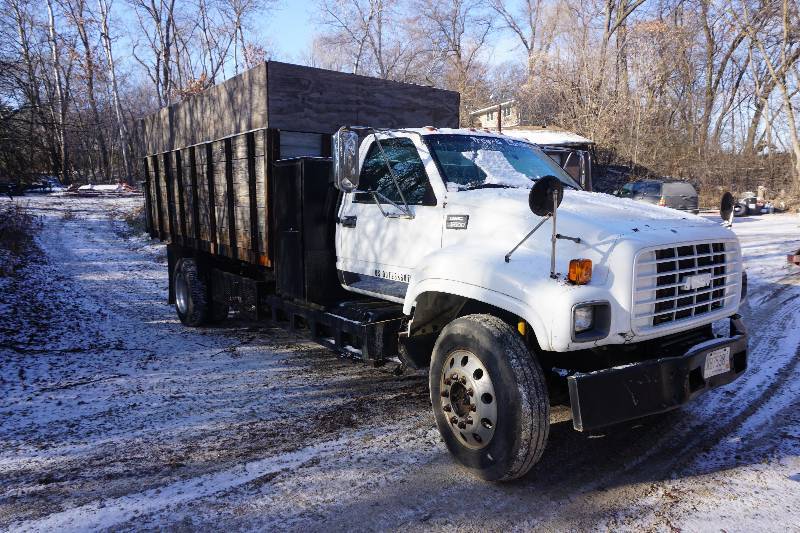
504, 128, 593, 146
464, 149, 535, 188
77, 184, 124, 192
1, 196, 799, 531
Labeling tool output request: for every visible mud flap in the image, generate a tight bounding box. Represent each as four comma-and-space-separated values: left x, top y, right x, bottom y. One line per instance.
568, 316, 748, 432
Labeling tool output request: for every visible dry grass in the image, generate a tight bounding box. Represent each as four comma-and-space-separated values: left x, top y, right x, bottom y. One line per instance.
0, 202, 41, 276
122, 205, 147, 234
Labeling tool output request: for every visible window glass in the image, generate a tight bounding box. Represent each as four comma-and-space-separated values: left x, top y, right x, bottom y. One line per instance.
426, 134, 580, 191
355, 137, 434, 205
662, 182, 697, 196
619, 183, 634, 197
642, 182, 661, 195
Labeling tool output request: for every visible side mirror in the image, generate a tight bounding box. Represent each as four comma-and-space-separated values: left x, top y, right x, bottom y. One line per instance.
529, 175, 564, 216
332, 127, 360, 192
720, 191, 734, 226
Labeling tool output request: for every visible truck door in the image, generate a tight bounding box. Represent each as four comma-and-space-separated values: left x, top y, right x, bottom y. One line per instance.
336, 136, 442, 301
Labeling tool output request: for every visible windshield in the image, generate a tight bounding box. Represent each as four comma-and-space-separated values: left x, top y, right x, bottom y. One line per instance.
425, 134, 581, 191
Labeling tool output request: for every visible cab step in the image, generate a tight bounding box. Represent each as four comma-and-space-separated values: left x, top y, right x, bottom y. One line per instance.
262, 295, 405, 363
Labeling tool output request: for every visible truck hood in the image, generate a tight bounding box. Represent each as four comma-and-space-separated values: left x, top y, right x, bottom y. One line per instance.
444, 188, 713, 242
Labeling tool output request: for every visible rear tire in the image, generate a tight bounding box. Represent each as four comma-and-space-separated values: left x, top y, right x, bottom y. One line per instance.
174, 258, 209, 327
429, 314, 549, 481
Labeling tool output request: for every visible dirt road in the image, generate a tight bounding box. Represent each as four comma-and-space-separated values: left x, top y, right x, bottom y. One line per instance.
1, 195, 799, 532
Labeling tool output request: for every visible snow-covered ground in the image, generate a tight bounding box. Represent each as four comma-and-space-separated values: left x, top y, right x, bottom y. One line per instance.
1, 195, 799, 532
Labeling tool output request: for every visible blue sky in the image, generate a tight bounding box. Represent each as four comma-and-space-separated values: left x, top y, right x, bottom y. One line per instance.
256, 0, 522, 64
264, 0, 318, 62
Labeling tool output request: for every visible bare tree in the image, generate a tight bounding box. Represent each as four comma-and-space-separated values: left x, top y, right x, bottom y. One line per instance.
98, 0, 132, 182
46, 0, 70, 183
736, 0, 800, 190
61, 0, 110, 179
488, 0, 560, 79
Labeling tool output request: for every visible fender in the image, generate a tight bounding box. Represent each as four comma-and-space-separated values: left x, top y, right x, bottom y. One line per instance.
404, 276, 553, 350
403, 243, 621, 352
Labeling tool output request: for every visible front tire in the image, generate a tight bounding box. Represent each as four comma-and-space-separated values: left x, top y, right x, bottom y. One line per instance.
430, 314, 549, 481
174, 258, 209, 327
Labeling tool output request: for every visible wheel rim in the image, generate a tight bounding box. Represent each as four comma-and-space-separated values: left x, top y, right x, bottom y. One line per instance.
439, 349, 497, 450
175, 271, 189, 315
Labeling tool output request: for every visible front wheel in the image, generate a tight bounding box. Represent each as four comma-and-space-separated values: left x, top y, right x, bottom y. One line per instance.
430, 314, 550, 481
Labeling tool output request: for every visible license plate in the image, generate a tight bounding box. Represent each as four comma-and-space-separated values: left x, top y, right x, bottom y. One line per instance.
703, 347, 731, 378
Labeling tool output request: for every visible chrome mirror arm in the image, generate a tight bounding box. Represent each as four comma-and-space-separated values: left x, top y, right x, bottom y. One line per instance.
369, 190, 414, 219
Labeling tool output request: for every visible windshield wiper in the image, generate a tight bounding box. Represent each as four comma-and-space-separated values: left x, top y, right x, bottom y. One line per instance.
461, 183, 515, 191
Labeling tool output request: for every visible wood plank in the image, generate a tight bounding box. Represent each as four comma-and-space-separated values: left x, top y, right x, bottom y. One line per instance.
246, 131, 260, 254
205, 143, 218, 247
224, 137, 237, 257
163, 152, 177, 242
188, 147, 200, 241
175, 151, 187, 238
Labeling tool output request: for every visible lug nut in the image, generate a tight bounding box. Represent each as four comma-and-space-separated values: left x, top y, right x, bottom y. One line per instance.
470, 405, 477, 412
451, 373, 459, 381
444, 378, 452, 386
458, 421, 467, 429
465, 417, 473, 425
443, 404, 452, 412
450, 416, 458, 425
441, 390, 449, 397
460, 376, 467, 385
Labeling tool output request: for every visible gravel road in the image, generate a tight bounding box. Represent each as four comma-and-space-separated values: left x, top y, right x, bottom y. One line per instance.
1, 195, 799, 532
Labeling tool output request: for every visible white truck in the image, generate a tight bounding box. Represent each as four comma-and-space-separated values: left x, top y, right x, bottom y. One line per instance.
142, 63, 747, 481
329, 126, 747, 480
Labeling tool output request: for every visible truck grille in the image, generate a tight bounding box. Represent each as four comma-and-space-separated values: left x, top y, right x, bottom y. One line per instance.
632, 241, 740, 333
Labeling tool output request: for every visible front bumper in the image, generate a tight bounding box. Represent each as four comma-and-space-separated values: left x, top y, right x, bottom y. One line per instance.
567, 315, 748, 432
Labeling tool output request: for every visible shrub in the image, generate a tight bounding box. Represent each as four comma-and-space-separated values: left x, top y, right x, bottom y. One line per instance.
0, 202, 41, 276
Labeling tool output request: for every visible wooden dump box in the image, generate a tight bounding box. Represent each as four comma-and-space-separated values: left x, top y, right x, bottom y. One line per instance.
140, 61, 459, 267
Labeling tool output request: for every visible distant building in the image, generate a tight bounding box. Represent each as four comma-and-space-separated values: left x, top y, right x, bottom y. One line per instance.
470, 101, 520, 129
469, 100, 597, 191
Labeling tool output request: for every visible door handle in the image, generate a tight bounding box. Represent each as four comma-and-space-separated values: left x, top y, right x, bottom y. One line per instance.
339, 215, 357, 228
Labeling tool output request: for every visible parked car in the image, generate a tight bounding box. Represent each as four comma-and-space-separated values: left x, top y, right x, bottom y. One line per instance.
0, 180, 23, 198
616, 179, 700, 214
25, 176, 63, 193
733, 192, 772, 217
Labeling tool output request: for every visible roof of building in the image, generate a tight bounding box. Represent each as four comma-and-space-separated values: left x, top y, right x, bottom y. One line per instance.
502, 128, 594, 146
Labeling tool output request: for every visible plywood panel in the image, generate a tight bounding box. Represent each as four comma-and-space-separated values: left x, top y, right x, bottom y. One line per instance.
266, 61, 459, 134
140, 64, 268, 155
139, 61, 459, 155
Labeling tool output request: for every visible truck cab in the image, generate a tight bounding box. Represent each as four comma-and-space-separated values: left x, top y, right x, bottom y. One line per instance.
331, 126, 747, 480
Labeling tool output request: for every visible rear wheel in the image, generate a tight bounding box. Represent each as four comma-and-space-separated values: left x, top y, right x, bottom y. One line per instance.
430, 314, 549, 481
174, 258, 209, 327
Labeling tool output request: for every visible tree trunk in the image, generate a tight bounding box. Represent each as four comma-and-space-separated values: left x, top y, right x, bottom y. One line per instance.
46, 0, 69, 184
99, 0, 132, 183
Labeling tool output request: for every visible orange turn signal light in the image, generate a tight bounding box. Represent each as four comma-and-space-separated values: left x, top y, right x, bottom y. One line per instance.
568, 259, 592, 285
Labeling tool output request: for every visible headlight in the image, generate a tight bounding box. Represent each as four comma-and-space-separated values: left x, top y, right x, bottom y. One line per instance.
574, 306, 594, 332
572, 302, 611, 342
